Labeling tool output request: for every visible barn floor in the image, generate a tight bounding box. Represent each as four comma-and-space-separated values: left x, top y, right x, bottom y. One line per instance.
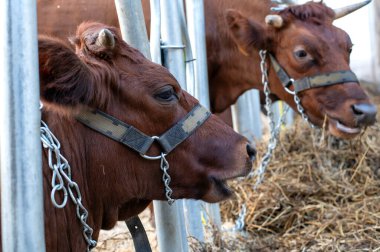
95, 97, 380, 252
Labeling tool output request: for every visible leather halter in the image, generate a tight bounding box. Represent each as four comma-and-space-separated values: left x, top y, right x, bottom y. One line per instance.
75, 104, 211, 156
269, 54, 359, 94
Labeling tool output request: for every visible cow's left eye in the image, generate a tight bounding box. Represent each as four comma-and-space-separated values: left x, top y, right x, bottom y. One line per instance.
294, 49, 308, 59
154, 86, 178, 102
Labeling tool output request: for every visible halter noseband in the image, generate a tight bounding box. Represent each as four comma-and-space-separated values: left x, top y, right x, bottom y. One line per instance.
269, 54, 359, 94
76, 104, 210, 156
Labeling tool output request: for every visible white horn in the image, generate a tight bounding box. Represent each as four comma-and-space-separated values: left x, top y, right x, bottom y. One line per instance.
96, 29, 115, 49
265, 15, 284, 28
334, 0, 372, 20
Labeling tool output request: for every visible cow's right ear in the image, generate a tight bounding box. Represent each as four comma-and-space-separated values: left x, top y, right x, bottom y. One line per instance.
225, 9, 270, 55
38, 36, 94, 108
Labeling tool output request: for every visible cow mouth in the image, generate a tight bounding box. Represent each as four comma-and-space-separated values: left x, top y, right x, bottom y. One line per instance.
212, 177, 234, 197
204, 160, 252, 203
328, 117, 361, 138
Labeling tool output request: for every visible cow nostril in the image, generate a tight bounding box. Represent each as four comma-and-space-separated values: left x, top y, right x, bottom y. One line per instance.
352, 104, 364, 115
351, 103, 377, 126
246, 144, 256, 161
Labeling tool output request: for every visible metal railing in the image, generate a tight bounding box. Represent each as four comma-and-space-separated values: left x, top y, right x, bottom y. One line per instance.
0, 0, 45, 251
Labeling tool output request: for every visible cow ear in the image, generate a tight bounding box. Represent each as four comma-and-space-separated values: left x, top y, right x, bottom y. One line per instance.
225, 9, 270, 55
38, 36, 94, 108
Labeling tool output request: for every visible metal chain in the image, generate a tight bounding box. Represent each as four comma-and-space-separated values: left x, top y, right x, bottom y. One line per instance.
160, 153, 175, 205
235, 51, 317, 230
294, 93, 315, 128
40, 119, 97, 251
233, 204, 247, 231
250, 50, 290, 187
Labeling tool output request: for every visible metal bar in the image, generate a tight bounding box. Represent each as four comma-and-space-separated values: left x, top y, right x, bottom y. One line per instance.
184, 0, 221, 235
271, 101, 294, 127
114, 0, 151, 59
149, 0, 162, 64
114, 1, 188, 252
185, 0, 210, 107
160, 0, 186, 86
153, 0, 191, 251
183, 0, 206, 241
153, 201, 188, 252
232, 90, 263, 141
0, 0, 45, 251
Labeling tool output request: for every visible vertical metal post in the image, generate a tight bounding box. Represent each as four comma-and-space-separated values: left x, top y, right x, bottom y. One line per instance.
153, 1, 190, 251
184, 0, 221, 236
114, 0, 188, 251
114, 0, 151, 59
232, 90, 263, 141
183, 0, 206, 242
185, 0, 210, 108
0, 0, 45, 251
149, 0, 162, 64
271, 101, 294, 127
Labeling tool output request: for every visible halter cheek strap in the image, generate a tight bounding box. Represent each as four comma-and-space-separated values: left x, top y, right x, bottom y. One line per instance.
269, 54, 359, 93
75, 104, 211, 156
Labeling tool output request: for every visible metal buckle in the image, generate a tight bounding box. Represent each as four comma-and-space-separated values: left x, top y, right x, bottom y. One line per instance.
284, 78, 295, 95
139, 136, 167, 160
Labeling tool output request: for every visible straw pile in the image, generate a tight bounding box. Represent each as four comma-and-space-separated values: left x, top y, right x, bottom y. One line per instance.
213, 103, 380, 251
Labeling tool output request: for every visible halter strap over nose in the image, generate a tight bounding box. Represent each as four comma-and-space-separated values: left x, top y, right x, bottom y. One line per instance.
75, 104, 211, 156
269, 54, 359, 93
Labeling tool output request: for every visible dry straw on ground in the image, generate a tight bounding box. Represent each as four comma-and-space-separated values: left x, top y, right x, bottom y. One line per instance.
215, 104, 380, 252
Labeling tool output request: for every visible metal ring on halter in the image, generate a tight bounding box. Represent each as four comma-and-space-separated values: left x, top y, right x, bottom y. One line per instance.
139, 136, 167, 160
284, 78, 296, 95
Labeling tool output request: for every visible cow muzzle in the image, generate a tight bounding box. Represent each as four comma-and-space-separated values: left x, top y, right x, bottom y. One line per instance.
324, 101, 377, 138
352, 103, 377, 126
268, 52, 377, 137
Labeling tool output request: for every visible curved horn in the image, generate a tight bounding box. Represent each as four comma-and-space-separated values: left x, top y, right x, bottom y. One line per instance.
265, 15, 284, 28
96, 29, 115, 49
334, 0, 372, 20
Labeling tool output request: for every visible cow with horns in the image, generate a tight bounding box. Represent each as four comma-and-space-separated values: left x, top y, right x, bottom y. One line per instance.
37, 0, 377, 139
206, 0, 377, 139
0, 22, 255, 251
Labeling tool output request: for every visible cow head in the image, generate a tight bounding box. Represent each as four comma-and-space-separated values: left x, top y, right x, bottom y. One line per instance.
226, 1, 376, 139
38, 22, 255, 219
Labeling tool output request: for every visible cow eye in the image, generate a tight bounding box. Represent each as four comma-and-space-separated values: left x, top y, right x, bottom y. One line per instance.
154, 86, 178, 102
294, 49, 308, 59
348, 47, 353, 54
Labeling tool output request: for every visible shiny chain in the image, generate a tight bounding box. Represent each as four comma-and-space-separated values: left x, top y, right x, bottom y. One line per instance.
40, 112, 97, 251
294, 93, 315, 128
250, 50, 290, 187
160, 153, 175, 205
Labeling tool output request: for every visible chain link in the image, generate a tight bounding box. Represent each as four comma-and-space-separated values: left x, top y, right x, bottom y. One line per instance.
40, 120, 97, 251
236, 51, 317, 230
294, 93, 315, 128
160, 153, 175, 205
250, 50, 290, 187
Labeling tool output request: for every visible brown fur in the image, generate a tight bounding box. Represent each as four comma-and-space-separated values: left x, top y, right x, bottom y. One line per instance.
0, 22, 253, 251
37, 1, 376, 136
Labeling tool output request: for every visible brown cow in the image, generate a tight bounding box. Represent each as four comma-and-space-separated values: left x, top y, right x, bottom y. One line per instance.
0, 22, 254, 251
37, 0, 377, 139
